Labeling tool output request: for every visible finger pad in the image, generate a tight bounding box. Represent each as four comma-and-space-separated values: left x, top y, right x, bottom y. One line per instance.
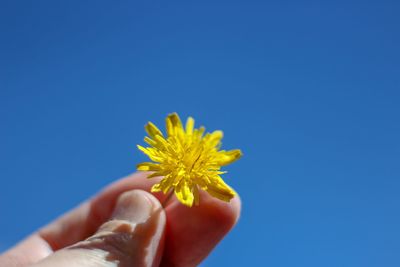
161, 192, 241, 267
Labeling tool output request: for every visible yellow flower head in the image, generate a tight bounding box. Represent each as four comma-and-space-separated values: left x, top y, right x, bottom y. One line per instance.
137, 113, 242, 207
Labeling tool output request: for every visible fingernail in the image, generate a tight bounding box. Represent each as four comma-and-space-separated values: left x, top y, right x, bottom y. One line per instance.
111, 190, 154, 224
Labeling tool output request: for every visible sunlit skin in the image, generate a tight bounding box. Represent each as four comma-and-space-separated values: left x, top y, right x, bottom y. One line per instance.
0, 172, 241, 267
0, 115, 242, 266
137, 113, 242, 207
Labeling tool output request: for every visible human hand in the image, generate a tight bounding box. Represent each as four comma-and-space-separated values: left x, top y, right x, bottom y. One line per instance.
0, 172, 241, 267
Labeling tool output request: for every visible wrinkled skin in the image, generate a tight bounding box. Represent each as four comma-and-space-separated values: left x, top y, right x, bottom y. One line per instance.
0, 172, 241, 267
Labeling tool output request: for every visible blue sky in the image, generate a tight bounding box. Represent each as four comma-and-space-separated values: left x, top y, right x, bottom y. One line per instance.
1, 1, 399, 266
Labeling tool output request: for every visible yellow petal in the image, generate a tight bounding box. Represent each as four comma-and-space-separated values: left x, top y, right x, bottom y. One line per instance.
147, 171, 167, 178
137, 113, 241, 207
136, 162, 160, 171
137, 145, 153, 158
193, 126, 205, 140
166, 112, 183, 137
144, 136, 157, 147
185, 117, 195, 135
154, 135, 173, 152
145, 122, 164, 138
137, 145, 164, 162
205, 130, 223, 148
151, 183, 162, 192
205, 175, 236, 202
175, 180, 194, 207
169, 112, 183, 128
145, 135, 170, 152
215, 149, 242, 166
153, 176, 175, 194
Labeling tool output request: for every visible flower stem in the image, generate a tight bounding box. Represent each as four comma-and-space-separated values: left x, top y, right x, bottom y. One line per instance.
162, 190, 174, 208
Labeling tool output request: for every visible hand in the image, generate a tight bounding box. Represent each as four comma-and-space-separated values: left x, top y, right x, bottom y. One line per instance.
0, 172, 241, 267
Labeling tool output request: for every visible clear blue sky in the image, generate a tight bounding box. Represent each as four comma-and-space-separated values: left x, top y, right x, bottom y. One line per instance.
1, 1, 399, 266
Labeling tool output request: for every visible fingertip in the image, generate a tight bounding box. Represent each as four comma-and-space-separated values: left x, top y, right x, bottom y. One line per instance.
110, 189, 165, 224
34, 189, 167, 267
161, 191, 242, 267
230, 194, 242, 226
192, 191, 241, 232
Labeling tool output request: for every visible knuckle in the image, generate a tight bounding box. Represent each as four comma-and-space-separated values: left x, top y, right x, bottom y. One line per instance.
69, 220, 137, 259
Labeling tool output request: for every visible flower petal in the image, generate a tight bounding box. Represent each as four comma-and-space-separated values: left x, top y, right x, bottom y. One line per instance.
215, 149, 242, 166
204, 175, 236, 202
185, 117, 195, 135
145, 122, 164, 138
166, 112, 183, 137
136, 162, 160, 171
151, 183, 162, 192
151, 175, 175, 194
205, 130, 223, 148
175, 180, 194, 207
137, 145, 164, 162
144, 136, 157, 147
147, 171, 168, 178
190, 126, 205, 145
137, 113, 241, 207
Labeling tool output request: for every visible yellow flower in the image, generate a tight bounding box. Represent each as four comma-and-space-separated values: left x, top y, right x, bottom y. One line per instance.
137, 113, 242, 207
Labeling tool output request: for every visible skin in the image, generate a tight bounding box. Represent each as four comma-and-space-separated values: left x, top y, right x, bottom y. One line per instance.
0, 172, 241, 267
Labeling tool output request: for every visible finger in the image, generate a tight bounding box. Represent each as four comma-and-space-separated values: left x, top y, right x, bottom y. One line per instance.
160, 190, 241, 267
32, 190, 166, 267
39, 172, 241, 266
40, 172, 164, 251
2, 172, 240, 267
0, 235, 52, 267
0, 172, 163, 267
95, 176, 241, 267
97, 174, 242, 267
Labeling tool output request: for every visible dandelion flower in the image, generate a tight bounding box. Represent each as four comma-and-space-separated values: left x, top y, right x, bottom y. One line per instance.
137, 113, 242, 207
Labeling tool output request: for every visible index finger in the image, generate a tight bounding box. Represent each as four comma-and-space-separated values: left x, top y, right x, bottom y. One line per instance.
4, 172, 241, 267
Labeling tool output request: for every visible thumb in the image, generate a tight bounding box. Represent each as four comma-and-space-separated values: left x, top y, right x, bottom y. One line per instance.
33, 190, 166, 267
